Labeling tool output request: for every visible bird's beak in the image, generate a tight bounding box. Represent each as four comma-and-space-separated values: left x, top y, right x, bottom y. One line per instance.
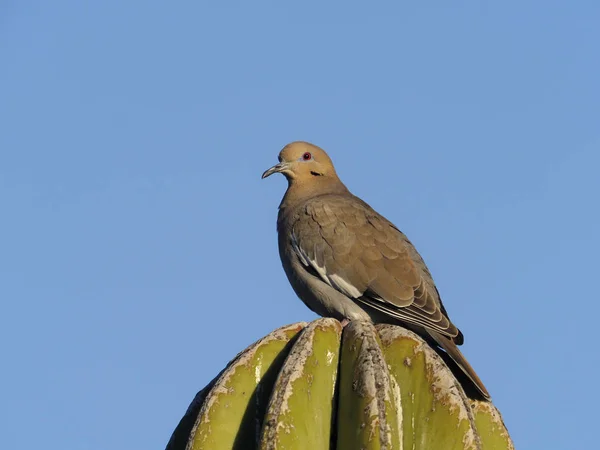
261, 162, 290, 179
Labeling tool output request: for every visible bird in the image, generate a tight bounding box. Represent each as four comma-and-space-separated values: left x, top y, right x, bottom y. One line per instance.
262, 141, 490, 400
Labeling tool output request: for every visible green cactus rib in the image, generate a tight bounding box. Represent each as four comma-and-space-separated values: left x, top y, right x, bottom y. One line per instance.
186, 322, 306, 450
470, 401, 514, 450
337, 321, 401, 450
167, 319, 513, 450
377, 325, 481, 450
260, 318, 342, 450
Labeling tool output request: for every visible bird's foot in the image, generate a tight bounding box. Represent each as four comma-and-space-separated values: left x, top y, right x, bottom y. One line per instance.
340, 318, 351, 327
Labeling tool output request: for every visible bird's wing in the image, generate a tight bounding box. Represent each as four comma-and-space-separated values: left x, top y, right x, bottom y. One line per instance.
291, 194, 461, 341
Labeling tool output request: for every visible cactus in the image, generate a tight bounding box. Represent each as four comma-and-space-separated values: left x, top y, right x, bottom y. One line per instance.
166, 319, 512, 450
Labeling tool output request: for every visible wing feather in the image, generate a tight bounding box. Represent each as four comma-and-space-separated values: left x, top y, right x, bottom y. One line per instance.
290, 194, 461, 340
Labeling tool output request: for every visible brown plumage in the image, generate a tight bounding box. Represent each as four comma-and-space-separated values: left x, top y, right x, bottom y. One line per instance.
262, 141, 490, 400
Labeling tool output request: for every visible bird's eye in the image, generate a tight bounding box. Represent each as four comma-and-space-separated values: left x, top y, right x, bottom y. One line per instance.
302, 152, 312, 161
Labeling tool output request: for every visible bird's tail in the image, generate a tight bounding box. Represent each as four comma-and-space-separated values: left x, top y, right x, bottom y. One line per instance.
427, 330, 491, 401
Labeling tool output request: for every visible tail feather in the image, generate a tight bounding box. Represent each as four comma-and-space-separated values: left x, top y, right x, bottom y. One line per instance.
427, 330, 491, 401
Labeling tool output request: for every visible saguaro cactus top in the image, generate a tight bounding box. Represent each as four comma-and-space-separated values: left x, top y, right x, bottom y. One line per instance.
166, 319, 511, 450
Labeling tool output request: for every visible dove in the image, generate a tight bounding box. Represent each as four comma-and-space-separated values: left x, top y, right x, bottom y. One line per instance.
262, 141, 490, 400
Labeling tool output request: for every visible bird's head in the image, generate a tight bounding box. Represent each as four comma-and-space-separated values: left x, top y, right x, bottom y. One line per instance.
262, 141, 338, 182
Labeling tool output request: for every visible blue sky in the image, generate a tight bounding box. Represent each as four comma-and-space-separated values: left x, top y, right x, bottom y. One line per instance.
1, 2, 598, 449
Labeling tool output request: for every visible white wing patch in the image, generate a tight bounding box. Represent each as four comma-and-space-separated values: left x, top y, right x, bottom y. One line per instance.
291, 231, 311, 266
329, 273, 362, 298
291, 230, 363, 299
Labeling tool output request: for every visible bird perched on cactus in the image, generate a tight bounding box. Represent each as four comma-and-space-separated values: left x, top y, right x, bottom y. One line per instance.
262, 141, 490, 400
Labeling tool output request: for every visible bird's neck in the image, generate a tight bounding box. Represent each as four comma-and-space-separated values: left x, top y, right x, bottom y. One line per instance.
278, 177, 350, 214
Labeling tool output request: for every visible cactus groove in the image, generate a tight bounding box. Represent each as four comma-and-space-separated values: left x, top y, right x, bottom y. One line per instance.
167, 319, 512, 450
